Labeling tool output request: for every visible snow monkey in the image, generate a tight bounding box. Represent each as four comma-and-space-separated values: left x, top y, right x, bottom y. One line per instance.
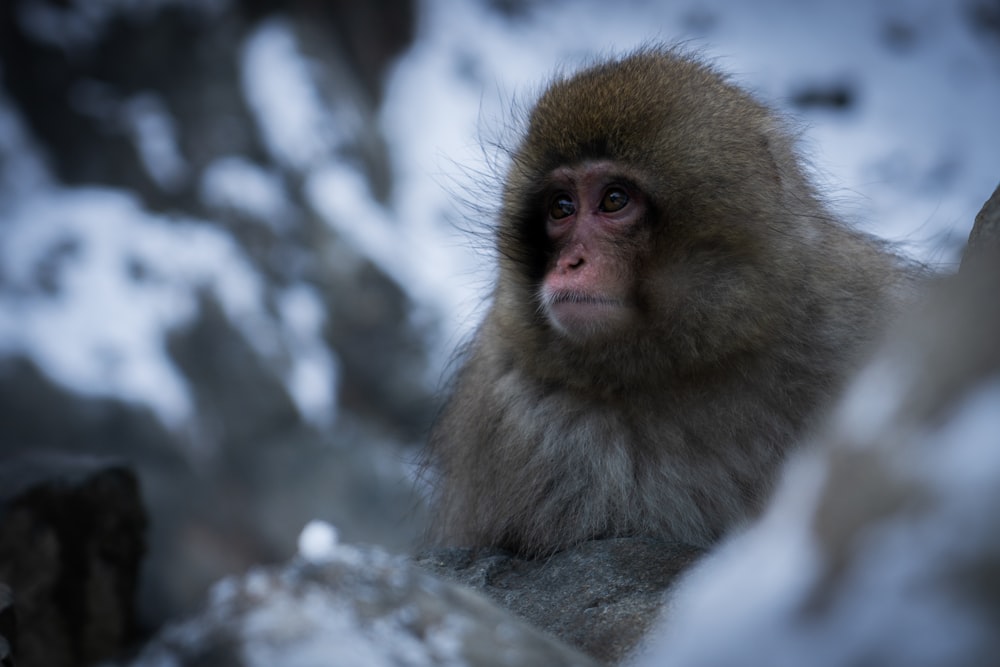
424, 46, 923, 556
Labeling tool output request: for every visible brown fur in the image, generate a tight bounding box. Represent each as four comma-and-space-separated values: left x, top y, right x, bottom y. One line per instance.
425, 46, 924, 555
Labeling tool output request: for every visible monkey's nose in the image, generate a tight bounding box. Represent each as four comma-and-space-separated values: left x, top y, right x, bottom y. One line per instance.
557, 246, 586, 272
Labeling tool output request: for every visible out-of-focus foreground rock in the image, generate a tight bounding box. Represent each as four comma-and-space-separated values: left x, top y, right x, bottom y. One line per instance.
127, 538, 600, 667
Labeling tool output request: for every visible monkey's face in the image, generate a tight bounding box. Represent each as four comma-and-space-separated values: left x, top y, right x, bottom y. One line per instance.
536, 160, 649, 342
494, 48, 803, 370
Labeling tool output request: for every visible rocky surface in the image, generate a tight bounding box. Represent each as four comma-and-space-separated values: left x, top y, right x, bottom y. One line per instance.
127, 539, 600, 667
417, 539, 703, 664
962, 182, 1000, 269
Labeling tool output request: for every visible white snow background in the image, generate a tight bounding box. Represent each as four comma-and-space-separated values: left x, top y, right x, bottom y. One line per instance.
0, 0, 997, 428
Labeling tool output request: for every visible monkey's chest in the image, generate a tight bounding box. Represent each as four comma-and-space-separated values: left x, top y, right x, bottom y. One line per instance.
490, 382, 780, 546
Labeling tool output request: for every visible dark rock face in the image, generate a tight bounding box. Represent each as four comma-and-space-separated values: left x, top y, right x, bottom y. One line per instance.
417, 538, 704, 664
129, 542, 600, 667
0, 457, 147, 667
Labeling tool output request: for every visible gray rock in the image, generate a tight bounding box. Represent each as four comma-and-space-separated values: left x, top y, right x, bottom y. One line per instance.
962, 182, 1000, 270
417, 538, 703, 664
130, 541, 600, 667
0, 456, 147, 667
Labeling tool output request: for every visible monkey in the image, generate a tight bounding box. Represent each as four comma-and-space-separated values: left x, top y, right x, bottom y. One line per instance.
423, 46, 925, 557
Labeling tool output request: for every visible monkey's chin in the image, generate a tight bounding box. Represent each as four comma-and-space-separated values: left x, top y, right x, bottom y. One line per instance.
544, 293, 630, 341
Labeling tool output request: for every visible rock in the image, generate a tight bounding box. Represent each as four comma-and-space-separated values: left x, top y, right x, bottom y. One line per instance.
0, 583, 14, 667
634, 190, 1000, 666
0, 353, 429, 630
962, 182, 1000, 270
166, 294, 304, 449
0, 456, 147, 667
129, 541, 600, 667
417, 538, 703, 664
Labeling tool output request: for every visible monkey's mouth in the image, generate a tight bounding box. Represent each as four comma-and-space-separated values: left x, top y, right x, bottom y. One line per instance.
548, 291, 622, 307
542, 290, 628, 337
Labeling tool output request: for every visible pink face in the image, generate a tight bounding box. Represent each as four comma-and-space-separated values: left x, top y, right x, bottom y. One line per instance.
539, 160, 647, 341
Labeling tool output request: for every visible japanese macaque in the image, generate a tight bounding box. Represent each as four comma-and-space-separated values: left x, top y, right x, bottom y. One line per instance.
425, 46, 924, 556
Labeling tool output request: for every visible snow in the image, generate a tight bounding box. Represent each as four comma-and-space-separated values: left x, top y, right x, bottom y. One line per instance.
122, 93, 188, 192
304, 165, 404, 283
1, 0, 998, 431
277, 285, 339, 428
304, 163, 466, 314
62, 81, 188, 191
241, 17, 349, 171
635, 374, 1000, 666
383, 0, 1000, 301
199, 157, 292, 230
645, 451, 829, 665
226, 574, 465, 667
134, 546, 481, 667
297, 520, 340, 563
0, 188, 266, 425
1, 5, 995, 661
832, 356, 914, 446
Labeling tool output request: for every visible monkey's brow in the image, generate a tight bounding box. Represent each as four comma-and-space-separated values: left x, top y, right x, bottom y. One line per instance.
540, 171, 643, 192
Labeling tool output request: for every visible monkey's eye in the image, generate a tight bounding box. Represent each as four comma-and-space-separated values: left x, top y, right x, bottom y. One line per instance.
600, 187, 629, 213
549, 195, 575, 220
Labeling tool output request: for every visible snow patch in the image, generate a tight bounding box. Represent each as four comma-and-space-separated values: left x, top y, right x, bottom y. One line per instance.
0, 188, 265, 425
199, 156, 292, 230
241, 18, 344, 171
122, 93, 188, 191
297, 520, 340, 564
277, 285, 339, 428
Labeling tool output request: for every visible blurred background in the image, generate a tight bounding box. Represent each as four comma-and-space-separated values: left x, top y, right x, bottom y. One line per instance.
0, 0, 997, 638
